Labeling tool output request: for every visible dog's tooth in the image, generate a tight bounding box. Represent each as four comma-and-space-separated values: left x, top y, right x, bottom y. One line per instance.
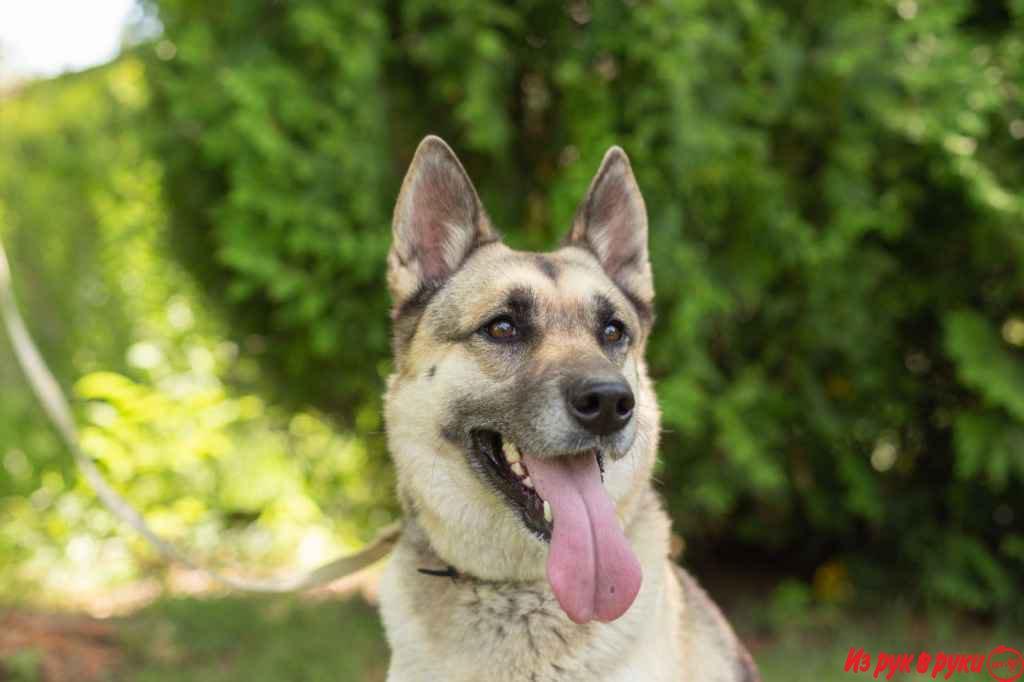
505, 442, 521, 463
543, 500, 552, 523
522, 476, 534, 489
510, 461, 525, 477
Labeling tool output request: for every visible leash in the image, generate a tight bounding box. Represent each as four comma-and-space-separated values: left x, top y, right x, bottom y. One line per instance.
0, 235, 399, 592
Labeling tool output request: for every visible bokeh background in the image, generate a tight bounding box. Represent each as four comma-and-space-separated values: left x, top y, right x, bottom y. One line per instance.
1, 1, 1023, 680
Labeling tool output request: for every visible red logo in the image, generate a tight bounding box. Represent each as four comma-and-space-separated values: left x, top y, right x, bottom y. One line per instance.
844, 645, 1024, 680
988, 646, 1024, 682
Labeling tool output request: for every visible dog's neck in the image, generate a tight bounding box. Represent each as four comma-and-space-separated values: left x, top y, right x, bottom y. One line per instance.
396, 486, 665, 588
398, 513, 515, 585
379, 487, 681, 682
392, 439, 659, 584
400, 515, 464, 578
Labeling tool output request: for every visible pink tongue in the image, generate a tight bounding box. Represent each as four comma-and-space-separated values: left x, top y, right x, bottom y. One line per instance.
523, 453, 642, 624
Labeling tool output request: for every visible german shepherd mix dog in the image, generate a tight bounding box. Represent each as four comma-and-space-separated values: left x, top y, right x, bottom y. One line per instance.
379, 136, 760, 682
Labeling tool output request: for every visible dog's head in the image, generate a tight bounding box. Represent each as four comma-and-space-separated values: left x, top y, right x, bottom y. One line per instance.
384, 136, 659, 624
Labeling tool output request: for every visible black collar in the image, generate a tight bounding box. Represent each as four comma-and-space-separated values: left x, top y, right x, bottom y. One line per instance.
417, 565, 460, 581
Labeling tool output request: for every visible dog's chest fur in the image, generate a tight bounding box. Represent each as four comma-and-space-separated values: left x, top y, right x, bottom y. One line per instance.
379, 492, 686, 682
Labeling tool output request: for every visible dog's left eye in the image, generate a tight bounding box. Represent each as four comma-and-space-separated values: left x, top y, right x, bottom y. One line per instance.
484, 316, 518, 341
602, 320, 626, 344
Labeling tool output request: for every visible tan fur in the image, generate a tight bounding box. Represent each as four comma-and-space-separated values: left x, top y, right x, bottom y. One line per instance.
378, 137, 760, 681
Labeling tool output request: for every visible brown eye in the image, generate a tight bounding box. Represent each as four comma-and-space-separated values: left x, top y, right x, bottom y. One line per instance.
602, 320, 626, 344
485, 317, 518, 340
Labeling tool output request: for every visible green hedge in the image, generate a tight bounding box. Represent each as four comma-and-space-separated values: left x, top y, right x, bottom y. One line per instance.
0, 61, 393, 596
144, 0, 1024, 616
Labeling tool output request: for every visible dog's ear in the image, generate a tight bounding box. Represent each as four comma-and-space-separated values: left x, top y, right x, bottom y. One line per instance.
388, 135, 499, 310
566, 147, 653, 307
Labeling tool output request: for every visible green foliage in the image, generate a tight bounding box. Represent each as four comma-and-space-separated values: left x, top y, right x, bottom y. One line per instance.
2, 0, 1022, 620
143, 0, 1024, 617
0, 60, 393, 599
946, 311, 1024, 491
142, 0, 393, 419
0, 59, 165, 592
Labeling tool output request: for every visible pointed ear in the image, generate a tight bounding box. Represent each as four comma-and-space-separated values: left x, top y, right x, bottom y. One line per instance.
388, 135, 499, 311
567, 147, 653, 309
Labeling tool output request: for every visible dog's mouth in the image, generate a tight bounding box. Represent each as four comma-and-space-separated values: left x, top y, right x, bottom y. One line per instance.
470, 429, 560, 540
469, 429, 642, 624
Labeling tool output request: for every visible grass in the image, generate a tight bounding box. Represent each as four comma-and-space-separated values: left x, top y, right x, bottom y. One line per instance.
117, 596, 389, 682
752, 617, 1020, 682
2, 589, 1020, 681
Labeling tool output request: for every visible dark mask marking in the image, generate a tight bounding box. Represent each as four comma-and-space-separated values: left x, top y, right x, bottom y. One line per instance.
533, 255, 560, 282
506, 287, 536, 325
394, 280, 441, 322
391, 240, 504, 354
594, 293, 616, 326
617, 285, 653, 326
559, 245, 653, 327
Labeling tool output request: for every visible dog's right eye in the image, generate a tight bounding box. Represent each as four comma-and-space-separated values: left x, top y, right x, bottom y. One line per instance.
483, 316, 518, 341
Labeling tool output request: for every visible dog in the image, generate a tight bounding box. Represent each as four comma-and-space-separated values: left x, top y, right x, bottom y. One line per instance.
378, 135, 760, 681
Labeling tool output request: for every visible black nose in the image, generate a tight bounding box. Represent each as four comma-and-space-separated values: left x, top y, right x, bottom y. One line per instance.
565, 377, 635, 435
